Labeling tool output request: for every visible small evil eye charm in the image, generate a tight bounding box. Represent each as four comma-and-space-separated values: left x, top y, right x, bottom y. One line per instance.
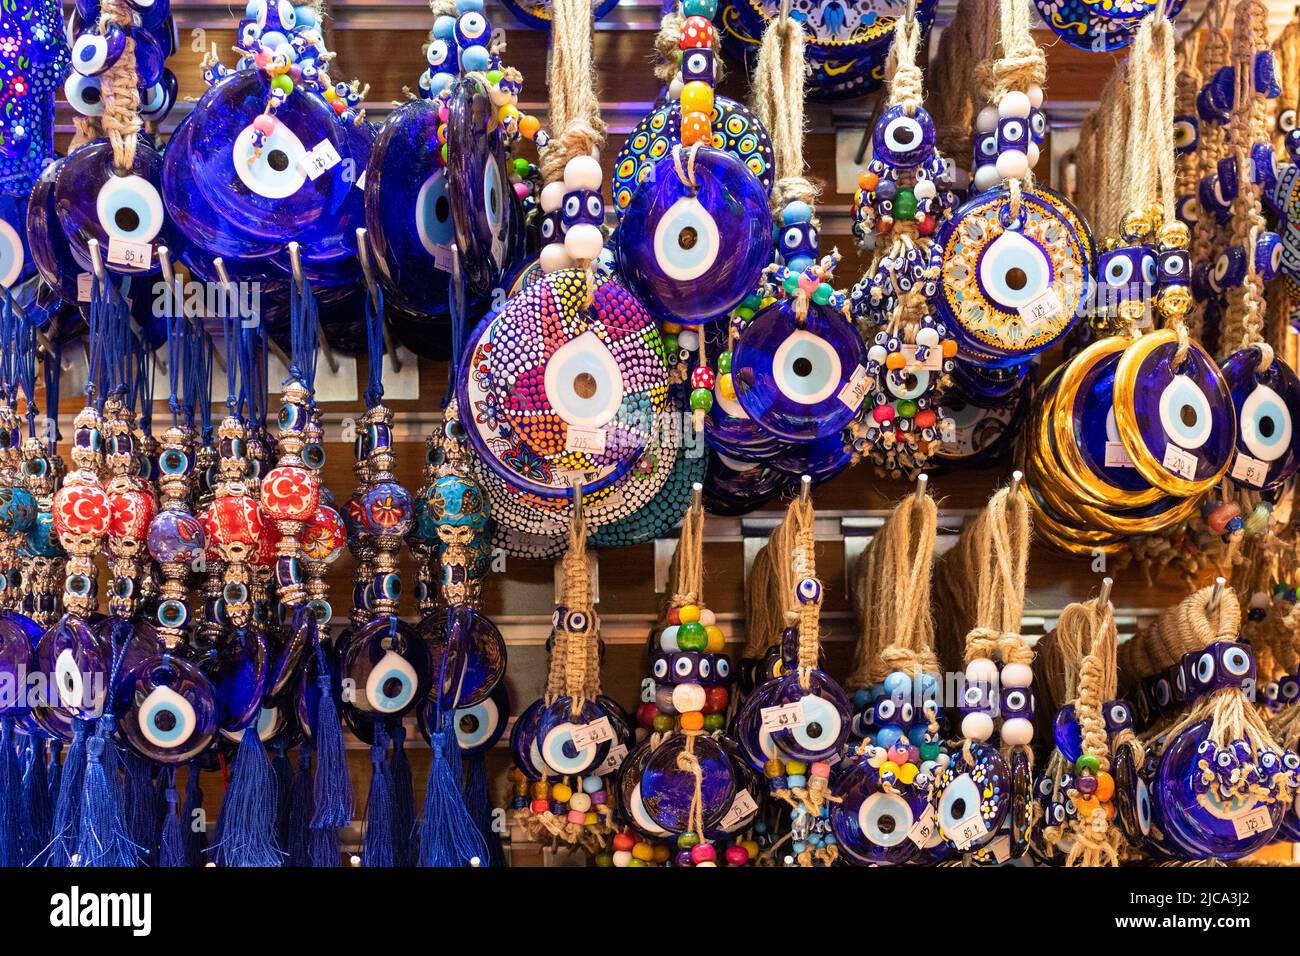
1279, 673, 1300, 704
872, 105, 937, 168
427, 37, 458, 73
1279, 108, 1298, 137
540, 208, 562, 244
64, 73, 104, 117
998, 686, 1033, 721
1197, 85, 1229, 126
1198, 174, 1230, 221
1251, 142, 1278, 194
779, 222, 818, 268
1209, 65, 1236, 115
996, 115, 1030, 154
680, 47, 715, 84
1103, 699, 1133, 736
1157, 246, 1190, 287
563, 608, 590, 634
1210, 246, 1247, 292
1255, 50, 1282, 99
1098, 246, 1156, 300
973, 131, 998, 170
1173, 114, 1199, 154
959, 679, 996, 716
665, 651, 702, 684
1216, 155, 1240, 203
1287, 128, 1300, 164
1028, 107, 1047, 145
561, 188, 603, 229
1255, 231, 1282, 282
72, 23, 126, 77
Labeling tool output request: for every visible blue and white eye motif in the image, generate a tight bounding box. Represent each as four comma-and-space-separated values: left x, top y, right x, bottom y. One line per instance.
1158, 375, 1213, 450
0, 217, 23, 289
714, 657, 730, 682
872, 105, 935, 167
773, 330, 842, 406
1173, 114, 1199, 154
780, 223, 817, 261
233, 120, 308, 199
1256, 233, 1282, 282
1159, 248, 1189, 285
415, 171, 454, 255
96, 175, 165, 245
874, 698, 897, 723
796, 577, 822, 604
364, 649, 418, 714
652, 656, 668, 680
1195, 651, 1216, 686
673, 654, 696, 681
681, 48, 714, 83
454, 695, 502, 751
64, 73, 104, 116
1239, 382, 1293, 462
886, 367, 931, 401
937, 773, 981, 835
1105, 700, 1132, 733
787, 693, 844, 757
859, 791, 914, 847
427, 38, 457, 70
54, 649, 86, 710
1029, 108, 1047, 143
240, 19, 262, 47
1220, 643, 1253, 677
562, 189, 602, 228
978, 230, 1052, 311
974, 133, 998, 167
483, 155, 505, 238
540, 721, 597, 775
72, 24, 125, 76
455, 11, 489, 47
652, 197, 720, 281
996, 116, 1029, 152
544, 331, 623, 428
138, 685, 198, 748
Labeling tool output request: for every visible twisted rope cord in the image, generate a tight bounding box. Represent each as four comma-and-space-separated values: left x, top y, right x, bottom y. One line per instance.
540, 0, 607, 185
752, 12, 820, 220
99, 0, 141, 174
886, 10, 925, 115
1188, 0, 1232, 339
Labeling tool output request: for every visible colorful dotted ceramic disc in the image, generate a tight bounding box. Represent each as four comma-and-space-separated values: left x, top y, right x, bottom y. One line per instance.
733, 0, 937, 60
1033, 0, 1186, 52
500, 0, 620, 30
613, 95, 775, 217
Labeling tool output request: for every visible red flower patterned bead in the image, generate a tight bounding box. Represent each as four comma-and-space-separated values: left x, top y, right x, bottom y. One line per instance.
202, 496, 266, 553
108, 488, 156, 542
251, 520, 281, 568
260, 464, 321, 523
52, 484, 112, 540
302, 505, 346, 564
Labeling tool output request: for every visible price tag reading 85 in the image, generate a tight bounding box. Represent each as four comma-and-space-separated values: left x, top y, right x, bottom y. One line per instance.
760, 701, 804, 732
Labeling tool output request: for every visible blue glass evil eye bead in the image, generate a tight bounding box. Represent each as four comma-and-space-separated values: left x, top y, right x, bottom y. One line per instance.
615, 147, 771, 325
872, 105, 936, 168
121, 655, 219, 763
1220, 346, 1300, 490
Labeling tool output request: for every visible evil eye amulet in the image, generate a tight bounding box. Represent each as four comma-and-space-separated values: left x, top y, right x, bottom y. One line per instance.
1220, 346, 1300, 490
0, 615, 34, 717
641, 732, 736, 833
38, 615, 108, 718
872, 105, 936, 168
416, 604, 506, 710
1112, 329, 1236, 496
1185, 642, 1255, 696
338, 616, 430, 731
933, 742, 1010, 850
831, 756, 928, 866
121, 654, 218, 763
768, 669, 850, 762
430, 680, 509, 754
615, 147, 771, 324
535, 696, 612, 776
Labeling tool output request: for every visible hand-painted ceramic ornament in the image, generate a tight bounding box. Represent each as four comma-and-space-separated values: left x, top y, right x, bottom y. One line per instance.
934, 377, 1031, 467
457, 267, 669, 500
1219, 346, 1300, 491
500, 0, 619, 30
1032, 0, 1187, 52
931, 742, 1009, 852
733, 0, 938, 62
830, 755, 928, 866
612, 96, 775, 216
934, 184, 1092, 366
732, 299, 869, 443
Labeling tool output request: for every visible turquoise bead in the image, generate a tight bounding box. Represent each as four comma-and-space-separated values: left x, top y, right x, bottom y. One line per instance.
787, 774, 807, 789
782, 200, 813, 224
882, 671, 913, 698
683, 0, 717, 15
582, 775, 603, 793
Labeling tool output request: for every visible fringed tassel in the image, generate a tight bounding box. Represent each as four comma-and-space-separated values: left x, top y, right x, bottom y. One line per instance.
77, 717, 140, 867
46, 740, 62, 806
123, 748, 160, 866
361, 728, 394, 868
21, 736, 52, 866
462, 751, 504, 867
0, 716, 20, 867
286, 748, 314, 867
270, 739, 293, 851
308, 824, 340, 867
419, 722, 489, 867
390, 724, 416, 866
310, 644, 352, 829
210, 726, 283, 867
182, 764, 205, 867
46, 720, 86, 866
159, 769, 186, 867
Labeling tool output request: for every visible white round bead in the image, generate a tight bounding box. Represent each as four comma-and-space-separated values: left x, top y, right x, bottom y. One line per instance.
563, 155, 604, 191
677, 329, 700, 351
975, 105, 999, 133
668, 74, 683, 100
972, 165, 1000, 193
995, 150, 1030, 180
564, 223, 604, 261
568, 792, 592, 812
1027, 142, 1040, 168
962, 711, 995, 741
699, 608, 716, 626
966, 657, 999, 683
998, 90, 1032, 118
868, 344, 888, 364
539, 242, 575, 273
1000, 662, 1033, 688
540, 181, 566, 213
695, 860, 718, 867
1028, 84, 1045, 108
914, 178, 937, 201
1001, 717, 1034, 746
613, 850, 632, 867
671, 682, 706, 713
915, 326, 939, 348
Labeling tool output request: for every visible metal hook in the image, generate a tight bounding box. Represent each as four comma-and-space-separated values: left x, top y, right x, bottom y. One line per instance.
356, 227, 400, 374
691, 480, 703, 512
86, 238, 105, 285
287, 241, 305, 293
1208, 576, 1227, 613
572, 477, 585, 525
799, 474, 812, 504
1098, 576, 1113, 609
914, 472, 928, 505
1009, 469, 1023, 497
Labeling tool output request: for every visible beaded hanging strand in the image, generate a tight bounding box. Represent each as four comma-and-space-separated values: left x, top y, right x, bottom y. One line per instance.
21, 328, 63, 629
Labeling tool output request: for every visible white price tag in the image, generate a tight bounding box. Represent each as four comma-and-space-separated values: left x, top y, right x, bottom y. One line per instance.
570, 716, 615, 750
1162, 443, 1199, 481
77, 272, 94, 303
760, 701, 805, 732
1018, 288, 1064, 329
901, 343, 943, 371
595, 743, 628, 775
1230, 452, 1269, 488
432, 243, 454, 272
1104, 440, 1135, 468
719, 789, 759, 830
837, 364, 870, 411
106, 236, 152, 270
355, 169, 366, 191
906, 802, 935, 847
939, 418, 957, 444
1230, 803, 1274, 839
984, 834, 1011, 863
300, 139, 343, 180
565, 424, 608, 455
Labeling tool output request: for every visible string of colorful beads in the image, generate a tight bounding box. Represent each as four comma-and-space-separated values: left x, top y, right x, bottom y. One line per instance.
670, 0, 719, 148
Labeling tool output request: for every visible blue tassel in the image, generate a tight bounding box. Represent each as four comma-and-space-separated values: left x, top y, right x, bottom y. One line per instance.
286, 748, 314, 867
308, 824, 340, 867
20, 736, 52, 865
390, 724, 416, 866
270, 739, 293, 851
123, 748, 160, 865
310, 642, 352, 828
46, 718, 87, 866
419, 722, 489, 867
0, 716, 19, 867
159, 770, 186, 867
46, 739, 62, 807
361, 728, 394, 867
462, 751, 504, 867
181, 764, 206, 867
210, 726, 283, 867
77, 717, 140, 867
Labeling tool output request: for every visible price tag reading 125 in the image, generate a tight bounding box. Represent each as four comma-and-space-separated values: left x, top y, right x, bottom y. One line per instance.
760, 701, 804, 732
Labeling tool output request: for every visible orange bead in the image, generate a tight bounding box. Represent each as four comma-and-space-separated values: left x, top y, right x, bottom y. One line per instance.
1094, 771, 1115, 802
858, 171, 879, 191
679, 80, 714, 116
885, 352, 906, 370
1104, 800, 1116, 820
679, 711, 705, 731
941, 339, 958, 357
1075, 795, 1101, 817
681, 112, 712, 146
519, 114, 541, 139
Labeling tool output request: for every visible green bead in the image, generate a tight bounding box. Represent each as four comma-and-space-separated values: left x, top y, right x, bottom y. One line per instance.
678, 620, 708, 650
811, 283, 832, 305
704, 713, 725, 731
897, 399, 917, 418
662, 333, 678, 355
677, 831, 700, 849
919, 741, 941, 761
735, 306, 754, 321
716, 350, 732, 374
440, 143, 449, 165
682, 0, 717, 17
271, 74, 294, 95
513, 158, 530, 177
487, 69, 504, 86
594, 852, 614, 867
742, 293, 763, 310
783, 274, 801, 295
627, 858, 647, 867
689, 388, 713, 412
652, 713, 674, 733
1075, 754, 1100, 774
894, 188, 917, 221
